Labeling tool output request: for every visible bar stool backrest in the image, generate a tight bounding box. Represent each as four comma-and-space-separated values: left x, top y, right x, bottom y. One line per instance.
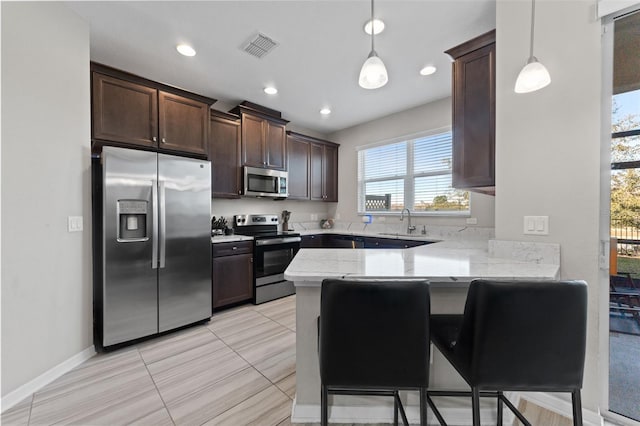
456, 280, 588, 390
319, 279, 431, 389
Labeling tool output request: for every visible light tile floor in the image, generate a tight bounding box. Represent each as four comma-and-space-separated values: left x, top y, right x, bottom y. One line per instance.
2, 295, 296, 426
2, 293, 577, 426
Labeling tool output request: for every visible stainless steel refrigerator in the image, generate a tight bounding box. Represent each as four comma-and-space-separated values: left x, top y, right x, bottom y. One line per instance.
92, 146, 211, 350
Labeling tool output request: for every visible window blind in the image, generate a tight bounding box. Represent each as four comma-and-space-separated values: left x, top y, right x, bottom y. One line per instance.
357, 131, 469, 214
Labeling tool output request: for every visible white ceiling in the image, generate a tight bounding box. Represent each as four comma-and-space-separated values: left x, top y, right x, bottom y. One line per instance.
67, 1, 496, 134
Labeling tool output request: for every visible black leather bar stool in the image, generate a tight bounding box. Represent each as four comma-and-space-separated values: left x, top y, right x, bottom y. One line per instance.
318, 278, 438, 426
429, 279, 588, 426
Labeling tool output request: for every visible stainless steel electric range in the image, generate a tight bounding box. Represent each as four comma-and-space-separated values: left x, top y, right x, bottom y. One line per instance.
233, 214, 301, 304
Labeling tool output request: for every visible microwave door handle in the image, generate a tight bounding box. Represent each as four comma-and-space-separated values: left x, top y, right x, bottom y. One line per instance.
151, 180, 158, 269
159, 180, 166, 269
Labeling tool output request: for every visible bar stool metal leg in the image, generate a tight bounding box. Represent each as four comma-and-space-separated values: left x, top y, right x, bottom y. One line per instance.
572, 389, 583, 426
321, 385, 328, 426
497, 390, 504, 425
394, 391, 399, 426
472, 387, 481, 426
420, 388, 428, 426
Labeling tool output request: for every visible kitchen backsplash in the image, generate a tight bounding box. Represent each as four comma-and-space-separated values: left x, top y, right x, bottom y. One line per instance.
212, 199, 494, 240
211, 198, 331, 226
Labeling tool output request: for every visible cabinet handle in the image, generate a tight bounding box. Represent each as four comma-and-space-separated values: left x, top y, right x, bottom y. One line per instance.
161, 138, 166, 144
152, 136, 157, 142
232, 246, 237, 250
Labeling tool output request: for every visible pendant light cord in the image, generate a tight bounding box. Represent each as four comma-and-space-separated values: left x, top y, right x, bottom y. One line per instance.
371, 0, 375, 52
529, 0, 536, 58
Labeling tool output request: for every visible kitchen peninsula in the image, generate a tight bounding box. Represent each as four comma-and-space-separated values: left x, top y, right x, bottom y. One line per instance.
284, 237, 561, 424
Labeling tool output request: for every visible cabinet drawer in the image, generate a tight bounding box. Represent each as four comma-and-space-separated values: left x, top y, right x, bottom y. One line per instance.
212, 241, 253, 257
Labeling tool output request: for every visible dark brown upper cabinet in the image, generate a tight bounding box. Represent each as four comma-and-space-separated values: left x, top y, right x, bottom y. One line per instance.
158, 91, 209, 155
287, 132, 311, 200
287, 131, 339, 202
445, 30, 496, 195
209, 110, 242, 198
91, 63, 215, 157
231, 101, 289, 170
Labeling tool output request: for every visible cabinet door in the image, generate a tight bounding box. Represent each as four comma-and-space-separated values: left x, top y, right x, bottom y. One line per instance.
451, 43, 495, 190
158, 91, 209, 156
212, 253, 253, 309
210, 116, 241, 198
287, 135, 310, 199
242, 114, 265, 167
92, 73, 158, 148
323, 144, 338, 202
300, 234, 324, 248
310, 143, 324, 200
265, 121, 286, 170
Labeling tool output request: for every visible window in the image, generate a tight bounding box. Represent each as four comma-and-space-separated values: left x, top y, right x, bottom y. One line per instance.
357, 131, 469, 214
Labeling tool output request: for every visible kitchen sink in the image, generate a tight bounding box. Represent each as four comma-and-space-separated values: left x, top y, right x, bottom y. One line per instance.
378, 232, 423, 238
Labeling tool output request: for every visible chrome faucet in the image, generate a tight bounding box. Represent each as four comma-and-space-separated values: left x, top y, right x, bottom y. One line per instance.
400, 208, 416, 234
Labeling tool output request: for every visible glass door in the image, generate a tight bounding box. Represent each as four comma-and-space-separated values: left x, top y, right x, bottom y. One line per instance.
609, 9, 640, 423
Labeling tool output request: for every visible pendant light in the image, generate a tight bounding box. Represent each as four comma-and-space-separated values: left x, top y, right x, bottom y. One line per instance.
359, 0, 388, 89
514, 0, 551, 93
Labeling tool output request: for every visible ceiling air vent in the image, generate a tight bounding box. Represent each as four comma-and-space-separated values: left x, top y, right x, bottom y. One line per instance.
242, 33, 278, 59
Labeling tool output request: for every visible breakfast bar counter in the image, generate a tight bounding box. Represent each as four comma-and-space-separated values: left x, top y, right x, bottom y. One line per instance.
284, 238, 560, 424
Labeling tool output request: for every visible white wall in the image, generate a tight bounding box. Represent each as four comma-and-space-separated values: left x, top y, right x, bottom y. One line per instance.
1, 3, 92, 397
328, 97, 496, 228
495, 0, 602, 414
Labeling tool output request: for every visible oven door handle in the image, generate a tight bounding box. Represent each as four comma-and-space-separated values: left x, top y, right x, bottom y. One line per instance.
255, 237, 302, 246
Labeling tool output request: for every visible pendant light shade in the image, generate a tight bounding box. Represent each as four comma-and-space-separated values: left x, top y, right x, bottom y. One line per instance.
359, 0, 388, 89
359, 51, 388, 89
514, 0, 550, 94
514, 56, 551, 93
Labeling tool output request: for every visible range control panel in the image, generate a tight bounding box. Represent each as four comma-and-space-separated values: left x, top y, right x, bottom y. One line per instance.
234, 214, 279, 227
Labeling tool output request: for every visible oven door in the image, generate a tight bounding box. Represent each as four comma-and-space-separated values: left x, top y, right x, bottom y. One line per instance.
254, 237, 300, 304
254, 237, 300, 278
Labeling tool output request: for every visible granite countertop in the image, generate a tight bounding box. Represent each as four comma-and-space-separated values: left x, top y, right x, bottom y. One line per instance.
295, 228, 441, 242
284, 238, 560, 287
210, 235, 253, 244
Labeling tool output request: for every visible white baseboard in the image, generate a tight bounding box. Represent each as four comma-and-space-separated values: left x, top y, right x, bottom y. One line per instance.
517, 392, 604, 426
291, 395, 515, 425
1, 346, 96, 412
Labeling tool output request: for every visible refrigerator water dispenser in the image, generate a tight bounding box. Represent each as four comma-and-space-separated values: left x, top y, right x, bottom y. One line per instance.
117, 200, 148, 241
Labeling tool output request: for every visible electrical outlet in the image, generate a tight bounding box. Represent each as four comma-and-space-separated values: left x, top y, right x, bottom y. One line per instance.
68, 216, 83, 232
310, 214, 318, 221
466, 217, 478, 225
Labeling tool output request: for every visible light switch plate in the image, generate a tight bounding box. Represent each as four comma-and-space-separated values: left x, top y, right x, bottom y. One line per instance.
68, 216, 83, 232
523, 216, 548, 235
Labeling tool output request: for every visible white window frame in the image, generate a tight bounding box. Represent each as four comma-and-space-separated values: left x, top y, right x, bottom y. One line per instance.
356, 127, 470, 217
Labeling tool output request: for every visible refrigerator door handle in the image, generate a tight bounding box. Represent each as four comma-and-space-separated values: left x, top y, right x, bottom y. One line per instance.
159, 180, 166, 269
151, 179, 159, 269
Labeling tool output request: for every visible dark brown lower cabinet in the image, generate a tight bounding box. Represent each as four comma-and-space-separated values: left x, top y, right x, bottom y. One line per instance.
212, 241, 253, 309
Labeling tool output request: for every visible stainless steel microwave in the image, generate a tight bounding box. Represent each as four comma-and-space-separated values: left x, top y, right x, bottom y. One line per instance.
243, 166, 288, 198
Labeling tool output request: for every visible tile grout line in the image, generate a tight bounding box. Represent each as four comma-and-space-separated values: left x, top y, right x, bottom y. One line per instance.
135, 347, 177, 426
26, 393, 34, 425
204, 322, 294, 422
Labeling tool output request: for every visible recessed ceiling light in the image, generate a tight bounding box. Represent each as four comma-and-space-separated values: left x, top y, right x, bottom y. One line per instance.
264, 86, 278, 95
320, 108, 331, 115
176, 44, 196, 57
364, 19, 385, 35
420, 65, 437, 76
